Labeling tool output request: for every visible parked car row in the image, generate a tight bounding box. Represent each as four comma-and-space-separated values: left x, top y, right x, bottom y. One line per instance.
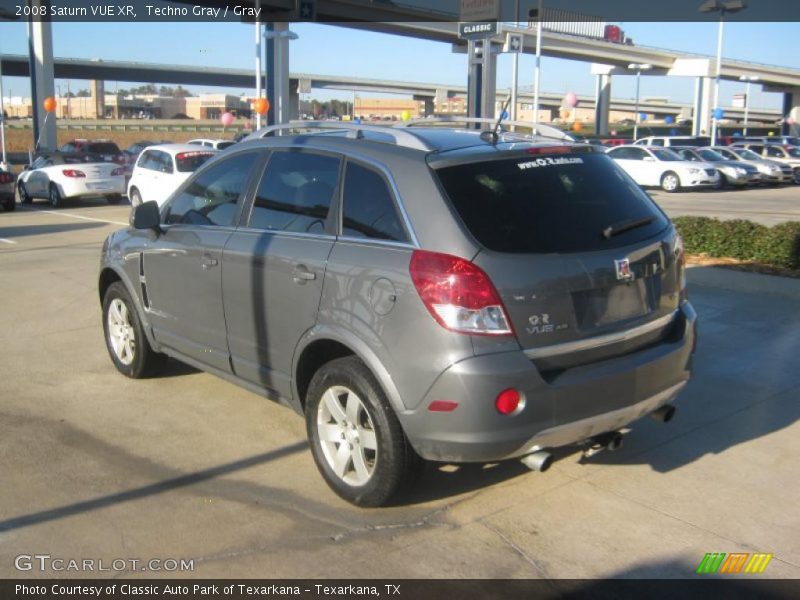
606, 144, 798, 192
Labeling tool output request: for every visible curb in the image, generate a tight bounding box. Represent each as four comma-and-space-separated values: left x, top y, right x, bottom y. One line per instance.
686, 265, 800, 300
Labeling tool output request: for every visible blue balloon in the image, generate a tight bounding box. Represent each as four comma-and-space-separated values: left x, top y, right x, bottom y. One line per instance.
670, 128, 678, 136
733, 131, 742, 137
639, 112, 648, 122
713, 108, 725, 120
501, 110, 509, 120
354, 117, 361, 124
664, 115, 674, 125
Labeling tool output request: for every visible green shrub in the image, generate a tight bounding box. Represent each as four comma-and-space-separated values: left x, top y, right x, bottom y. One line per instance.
673, 217, 800, 271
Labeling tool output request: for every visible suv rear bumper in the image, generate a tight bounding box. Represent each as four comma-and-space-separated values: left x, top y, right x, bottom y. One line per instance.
402, 302, 696, 463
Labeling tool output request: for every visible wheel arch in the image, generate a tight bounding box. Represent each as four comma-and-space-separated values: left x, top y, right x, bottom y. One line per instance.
292, 326, 406, 415
98, 265, 159, 351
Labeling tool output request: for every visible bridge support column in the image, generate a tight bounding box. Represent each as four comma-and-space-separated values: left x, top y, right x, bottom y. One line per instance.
27, 11, 56, 152
412, 94, 435, 117
693, 76, 713, 136
782, 90, 800, 136
289, 79, 300, 121
594, 73, 611, 136
467, 39, 497, 124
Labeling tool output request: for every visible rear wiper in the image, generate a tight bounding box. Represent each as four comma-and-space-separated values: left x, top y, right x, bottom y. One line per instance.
602, 216, 655, 239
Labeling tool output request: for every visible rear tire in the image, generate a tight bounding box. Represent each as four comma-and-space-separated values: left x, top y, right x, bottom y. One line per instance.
18, 182, 32, 204
661, 171, 681, 193
102, 281, 167, 378
3, 196, 15, 212
49, 183, 63, 208
305, 356, 421, 507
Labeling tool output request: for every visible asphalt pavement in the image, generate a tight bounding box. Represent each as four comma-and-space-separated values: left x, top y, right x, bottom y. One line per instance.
1, 199, 799, 579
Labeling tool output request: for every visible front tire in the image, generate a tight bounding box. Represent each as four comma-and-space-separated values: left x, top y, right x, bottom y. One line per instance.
661, 171, 681, 193
305, 356, 421, 507
49, 183, 63, 208
102, 281, 166, 378
129, 188, 142, 208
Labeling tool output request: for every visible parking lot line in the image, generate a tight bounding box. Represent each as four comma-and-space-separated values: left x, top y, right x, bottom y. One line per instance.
17, 206, 129, 227
0, 238, 17, 245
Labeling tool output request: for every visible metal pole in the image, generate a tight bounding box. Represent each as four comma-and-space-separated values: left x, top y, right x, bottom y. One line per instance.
743, 79, 750, 136
254, 0, 261, 129
0, 51, 7, 169
711, 13, 724, 145
532, 0, 543, 128
634, 69, 641, 141
510, 0, 519, 121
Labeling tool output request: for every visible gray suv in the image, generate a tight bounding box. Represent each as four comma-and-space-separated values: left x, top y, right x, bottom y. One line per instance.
99, 121, 697, 507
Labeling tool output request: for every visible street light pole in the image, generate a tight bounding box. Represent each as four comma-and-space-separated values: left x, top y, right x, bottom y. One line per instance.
254, 0, 262, 130
509, 0, 519, 121
628, 63, 652, 141
532, 0, 543, 129
0, 52, 7, 170
739, 75, 758, 136
699, 1, 746, 145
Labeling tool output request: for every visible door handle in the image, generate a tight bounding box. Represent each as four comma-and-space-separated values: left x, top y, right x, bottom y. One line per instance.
292, 265, 316, 284
202, 257, 219, 270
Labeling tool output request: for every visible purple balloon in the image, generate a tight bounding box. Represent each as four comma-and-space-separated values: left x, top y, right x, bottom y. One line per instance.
564, 92, 578, 108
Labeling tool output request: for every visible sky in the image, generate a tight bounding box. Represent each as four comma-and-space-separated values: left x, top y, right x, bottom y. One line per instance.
0, 20, 796, 110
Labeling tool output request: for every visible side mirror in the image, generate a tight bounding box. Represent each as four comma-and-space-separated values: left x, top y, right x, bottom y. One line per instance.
132, 200, 162, 232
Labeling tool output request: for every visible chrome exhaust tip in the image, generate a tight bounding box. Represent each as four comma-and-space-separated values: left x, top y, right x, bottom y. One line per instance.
521, 450, 553, 472
650, 404, 677, 423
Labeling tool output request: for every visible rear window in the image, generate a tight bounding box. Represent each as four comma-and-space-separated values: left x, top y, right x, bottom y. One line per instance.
434, 153, 668, 254
673, 137, 710, 147
216, 142, 235, 150
87, 143, 121, 155
176, 151, 216, 172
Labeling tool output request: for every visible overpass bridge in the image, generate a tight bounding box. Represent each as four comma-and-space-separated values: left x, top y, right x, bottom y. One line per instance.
0, 55, 781, 124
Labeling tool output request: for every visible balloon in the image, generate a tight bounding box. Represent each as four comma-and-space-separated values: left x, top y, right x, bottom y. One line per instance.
664, 115, 674, 125
787, 116, 796, 125
560, 110, 571, 120
401, 110, 411, 121
768, 131, 775, 136
564, 91, 578, 108
639, 112, 648, 122
43, 97, 57, 113
354, 117, 362, 124
713, 108, 724, 120
220, 112, 234, 127
501, 110, 509, 120
254, 98, 269, 115
572, 121, 583, 132
670, 128, 679, 136
733, 131, 742, 137
610, 129, 617, 136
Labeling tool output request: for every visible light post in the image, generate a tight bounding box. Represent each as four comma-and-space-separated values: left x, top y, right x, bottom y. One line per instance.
530, 0, 543, 129
628, 63, 652, 141
699, 0, 747, 145
0, 50, 7, 170
739, 75, 758, 136
509, 0, 519, 121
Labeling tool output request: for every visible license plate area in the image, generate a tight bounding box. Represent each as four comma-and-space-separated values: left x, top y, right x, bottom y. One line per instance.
572, 276, 660, 330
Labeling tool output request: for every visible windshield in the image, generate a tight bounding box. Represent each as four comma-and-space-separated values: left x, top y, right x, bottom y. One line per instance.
434, 152, 668, 254
87, 143, 121, 155
735, 148, 761, 160
786, 147, 800, 158
652, 149, 683, 162
176, 151, 216, 172
697, 149, 724, 161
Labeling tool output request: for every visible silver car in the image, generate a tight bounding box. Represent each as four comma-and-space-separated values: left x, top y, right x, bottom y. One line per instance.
99, 122, 697, 506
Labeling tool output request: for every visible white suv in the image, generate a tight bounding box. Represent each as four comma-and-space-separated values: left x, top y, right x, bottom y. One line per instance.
128, 144, 217, 207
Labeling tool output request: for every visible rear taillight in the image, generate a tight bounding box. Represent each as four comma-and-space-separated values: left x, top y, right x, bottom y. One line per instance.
0, 172, 14, 184
111, 167, 125, 176
409, 250, 513, 336
62, 169, 86, 178
674, 234, 688, 301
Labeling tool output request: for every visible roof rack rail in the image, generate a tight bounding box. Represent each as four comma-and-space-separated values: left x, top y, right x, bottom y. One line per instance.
394, 117, 575, 143
245, 121, 434, 152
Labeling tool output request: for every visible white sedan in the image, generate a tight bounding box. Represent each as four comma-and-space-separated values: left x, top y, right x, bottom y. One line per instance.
186, 138, 236, 150
606, 145, 720, 192
128, 144, 217, 207
17, 153, 126, 207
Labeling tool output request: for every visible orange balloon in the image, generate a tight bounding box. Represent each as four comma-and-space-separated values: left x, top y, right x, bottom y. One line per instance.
560, 110, 570, 120
43, 97, 57, 113
572, 121, 583, 132
254, 98, 270, 115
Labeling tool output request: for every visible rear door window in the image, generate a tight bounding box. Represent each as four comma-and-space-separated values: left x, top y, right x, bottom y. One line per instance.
247, 151, 340, 234
341, 162, 408, 242
434, 152, 668, 254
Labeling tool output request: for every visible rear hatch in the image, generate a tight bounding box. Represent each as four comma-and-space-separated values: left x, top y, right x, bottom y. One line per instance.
432, 148, 683, 374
